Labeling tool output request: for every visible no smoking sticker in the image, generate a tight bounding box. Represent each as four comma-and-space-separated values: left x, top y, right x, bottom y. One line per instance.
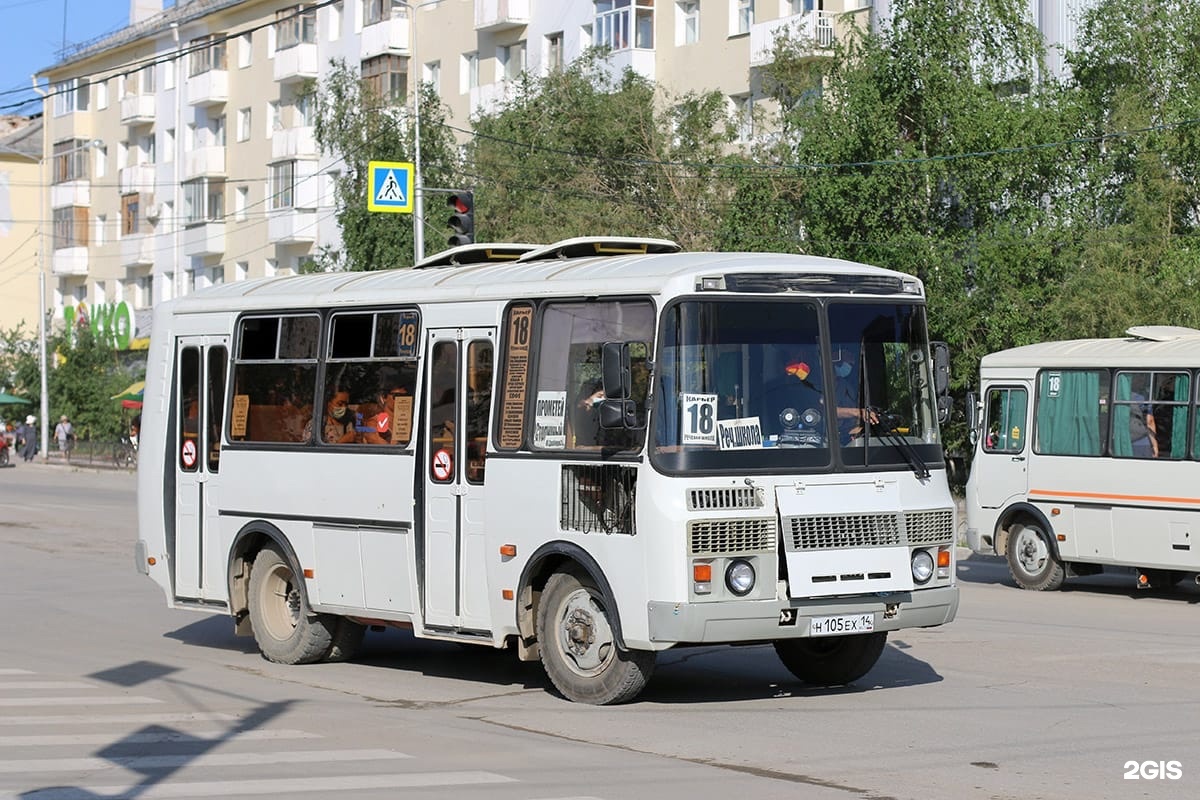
181, 439, 197, 468
432, 448, 453, 481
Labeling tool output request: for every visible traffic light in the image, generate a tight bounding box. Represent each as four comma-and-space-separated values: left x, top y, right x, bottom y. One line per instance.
446, 191, 474, 247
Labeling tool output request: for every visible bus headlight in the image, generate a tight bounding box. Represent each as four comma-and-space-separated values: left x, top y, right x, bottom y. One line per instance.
725, 559, 756, 596
911, 550, 934, 584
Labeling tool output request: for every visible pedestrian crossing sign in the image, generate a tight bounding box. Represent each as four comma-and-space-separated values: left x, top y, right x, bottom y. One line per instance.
367, 160, 415, 214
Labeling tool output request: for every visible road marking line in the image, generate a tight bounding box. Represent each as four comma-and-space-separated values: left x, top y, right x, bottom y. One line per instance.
0, 748, 412, 773
0, 729, 320, 746
0, 670, 34, 676
0, 711, 240, 726
1, 771, 515, 799
0, 696, 161, 707
0, 681, 95, 690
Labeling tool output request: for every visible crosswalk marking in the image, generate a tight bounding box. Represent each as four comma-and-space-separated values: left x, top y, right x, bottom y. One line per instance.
4, 771, 517, 800
0, 711, 240, 726
0, 681, 95, 690
0, 729, 320, 747
0, 748, 412, 774
0, 670, 33, 676
0, 695, 161, 707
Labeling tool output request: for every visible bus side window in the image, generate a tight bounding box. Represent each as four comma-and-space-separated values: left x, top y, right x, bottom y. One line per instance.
983, 387, 1026, 453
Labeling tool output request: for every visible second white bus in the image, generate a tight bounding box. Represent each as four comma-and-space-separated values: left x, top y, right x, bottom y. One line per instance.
966, 326, 1200, 591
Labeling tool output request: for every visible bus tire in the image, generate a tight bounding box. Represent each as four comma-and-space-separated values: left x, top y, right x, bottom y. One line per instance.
536, 568, 655, 705
773, 631, 887, 686
1006, 521, 1065, 591
248, 545, 334, 665
325, 619, 367, 662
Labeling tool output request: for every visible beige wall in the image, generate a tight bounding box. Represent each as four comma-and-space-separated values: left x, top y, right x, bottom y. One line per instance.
0, 154, 40, 332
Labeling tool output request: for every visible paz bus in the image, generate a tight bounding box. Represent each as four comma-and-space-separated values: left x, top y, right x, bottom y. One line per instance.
135, 236, 958, 704
965, 326, 1200, 591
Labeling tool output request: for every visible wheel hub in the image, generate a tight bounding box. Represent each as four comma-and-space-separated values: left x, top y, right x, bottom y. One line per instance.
558, 589, 615, 674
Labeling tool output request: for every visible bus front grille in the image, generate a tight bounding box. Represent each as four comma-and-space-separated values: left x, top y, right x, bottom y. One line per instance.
786, 508, 955, 551
904, 509, 955, 544
689, 518, 777, 555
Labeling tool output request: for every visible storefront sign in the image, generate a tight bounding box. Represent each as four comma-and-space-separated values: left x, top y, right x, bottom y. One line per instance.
61, 301, 138, 350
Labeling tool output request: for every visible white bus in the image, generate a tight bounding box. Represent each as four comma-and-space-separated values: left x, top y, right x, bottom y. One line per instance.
135, 237, 958, 704
965, 326, 1200, 591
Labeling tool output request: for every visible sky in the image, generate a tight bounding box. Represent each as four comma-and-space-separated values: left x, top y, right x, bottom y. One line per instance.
0, 0, 145, 116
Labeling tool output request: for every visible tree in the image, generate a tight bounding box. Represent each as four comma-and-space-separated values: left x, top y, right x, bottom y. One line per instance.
466, 51, 738, 249
311, 61, 461, 270
48, 326, 133, 441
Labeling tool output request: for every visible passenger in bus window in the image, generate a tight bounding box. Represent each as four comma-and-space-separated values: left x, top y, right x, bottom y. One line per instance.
305, 388, 356, 445
1128, 389, 1158, 458
832, 346, 879, 443
359, 368, 410, 445
571, 378, 605, 447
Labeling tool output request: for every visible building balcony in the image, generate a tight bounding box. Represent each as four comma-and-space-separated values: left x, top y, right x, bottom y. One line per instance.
183, 146, 226, 179
361, 14, 410, 59
474, 0, 530, 31
120, 93, 156, 125
749, 10, 835, 67
120, 232, 154, 267
52, 246, 88, 276
597, 49, 655, 84
273, 42, 319, 83
267, 208, 317, 244
186, 69, 229, 106
271, 126, 318, 160
50, 180, 90, 209
119, 163, 157, 195
183, 221, 226, 256
49, 111, 93, 142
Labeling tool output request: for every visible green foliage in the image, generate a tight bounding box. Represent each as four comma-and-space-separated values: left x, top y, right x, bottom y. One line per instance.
49, 327, 135, 440
311, 60, 461, 269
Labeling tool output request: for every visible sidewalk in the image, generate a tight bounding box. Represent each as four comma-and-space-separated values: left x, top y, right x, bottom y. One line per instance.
8, 447, 131, 472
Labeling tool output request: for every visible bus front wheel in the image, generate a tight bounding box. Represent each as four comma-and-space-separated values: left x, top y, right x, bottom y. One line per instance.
536, 568, 655, 704
774, 632, 887, 686
248, 545, 335, 664
1006, 521, 1065, 591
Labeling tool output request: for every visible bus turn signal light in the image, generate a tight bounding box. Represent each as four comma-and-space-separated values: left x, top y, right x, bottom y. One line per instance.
499, 544, 517, 557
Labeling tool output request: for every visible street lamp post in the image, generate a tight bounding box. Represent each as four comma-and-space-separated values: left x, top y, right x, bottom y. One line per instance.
407, 0, 441, 263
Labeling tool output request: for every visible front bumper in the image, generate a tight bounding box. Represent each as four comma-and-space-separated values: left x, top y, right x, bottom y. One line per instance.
647, 585, 958, 644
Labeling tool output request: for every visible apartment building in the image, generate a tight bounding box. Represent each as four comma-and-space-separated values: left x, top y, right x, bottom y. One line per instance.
35, 0, 1091, 344
0, 116, 42, 332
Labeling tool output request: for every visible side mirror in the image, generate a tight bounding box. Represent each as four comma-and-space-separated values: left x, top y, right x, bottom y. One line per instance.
930, 341, 950, 396
965, 390, 979, 445
601, 341, 631, 400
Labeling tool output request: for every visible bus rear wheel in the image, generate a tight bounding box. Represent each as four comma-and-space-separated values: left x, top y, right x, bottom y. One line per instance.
536, 568, 655, 705
774, 632, 887, 686
1006, 521, 1065, 591
248, 545, 335, 665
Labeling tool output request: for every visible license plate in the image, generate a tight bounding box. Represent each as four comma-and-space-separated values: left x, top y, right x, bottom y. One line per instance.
809, 613, 875, 637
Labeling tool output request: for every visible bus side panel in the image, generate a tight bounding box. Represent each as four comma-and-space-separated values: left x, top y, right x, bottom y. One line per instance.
137, 304, 180, 605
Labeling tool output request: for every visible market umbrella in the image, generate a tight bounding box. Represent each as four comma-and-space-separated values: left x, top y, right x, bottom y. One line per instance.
0, 391, 31, 405
111, 381, 145, 409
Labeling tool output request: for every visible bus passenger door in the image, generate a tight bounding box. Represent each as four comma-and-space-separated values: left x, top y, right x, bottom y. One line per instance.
423, 328, 495, 632
173, 337, 229, 600
975, 382, 1031, 510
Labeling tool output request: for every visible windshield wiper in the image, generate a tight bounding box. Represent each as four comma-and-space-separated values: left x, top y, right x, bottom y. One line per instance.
865, 413, 931, 479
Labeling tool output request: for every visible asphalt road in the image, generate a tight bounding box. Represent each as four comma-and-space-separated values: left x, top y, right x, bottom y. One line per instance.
1, 461, 1197, 800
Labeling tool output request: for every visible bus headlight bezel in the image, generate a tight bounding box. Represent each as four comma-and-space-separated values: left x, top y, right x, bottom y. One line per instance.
911, 550, 935, 584
725, 559, 756, 596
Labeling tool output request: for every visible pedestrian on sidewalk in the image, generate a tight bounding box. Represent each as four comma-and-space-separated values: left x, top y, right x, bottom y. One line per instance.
54, 415, 75, 463
19, 415, 38, 462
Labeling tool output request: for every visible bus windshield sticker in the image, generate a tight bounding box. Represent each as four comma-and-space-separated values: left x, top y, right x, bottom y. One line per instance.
534, 390, 567, 449
499, 304, 533, 449
230, 394, 250, 438
680, 393, 718, 446
393, 395, 414, 444
717, 416, 764, 450
396, 310, 420, 359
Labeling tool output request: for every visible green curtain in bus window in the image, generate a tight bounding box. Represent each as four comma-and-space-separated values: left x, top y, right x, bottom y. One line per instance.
1036, 371, 1101, 455
1171, 375, 1189, 459
1112, 372, 1133, 457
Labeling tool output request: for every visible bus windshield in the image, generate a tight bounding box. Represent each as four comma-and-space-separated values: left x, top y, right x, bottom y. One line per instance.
652, 298, 943, 473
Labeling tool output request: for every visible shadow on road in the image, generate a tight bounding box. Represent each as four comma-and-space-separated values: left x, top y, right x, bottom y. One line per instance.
957, 552, 1200, 603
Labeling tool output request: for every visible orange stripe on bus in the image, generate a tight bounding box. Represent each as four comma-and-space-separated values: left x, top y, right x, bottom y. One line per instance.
1029, 488, 1200, 505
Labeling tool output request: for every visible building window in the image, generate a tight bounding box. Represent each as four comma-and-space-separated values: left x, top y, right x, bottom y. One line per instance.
676, 1, 699, 45
183, 179, 226, 224
94, 214, 107, 246
164, 59, 175, 90
140, 64, 156, 94
364, 0, 407, 26
96, 80, 109, 109
499, 41, 526, 82
461, 51, 479, 93
121, 194, 141, 237
238, 33, 253, 68
52, 139, 90, 184
140, 134, 156, 164
329, 2, 343, 40
275, 5, 317, 51
733, 0, 754, 36
236, 261, 248, 281
730, 94, 753, 142
595, 0, 655, 51
164, 129, 175, 162
189, 35, 228, 76
269, 161, 296, 210
423, 60, 440, 92
237, 107, 252, 141
361, 54, 407, 102
546, 32, 563, 72
268, 101, 282, 136
210, 266, 226, 286
53, 207, 89, 249
95, 145, 107, 178
235, 185, 249, 221
52, 78, 89, 116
